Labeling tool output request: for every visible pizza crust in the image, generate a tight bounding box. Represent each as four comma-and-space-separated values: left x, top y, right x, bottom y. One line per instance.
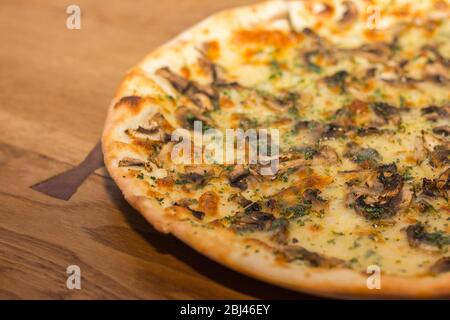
102, 0, 450, 298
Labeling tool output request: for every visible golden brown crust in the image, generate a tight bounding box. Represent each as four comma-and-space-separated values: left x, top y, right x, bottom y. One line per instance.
102, 0, 450, 298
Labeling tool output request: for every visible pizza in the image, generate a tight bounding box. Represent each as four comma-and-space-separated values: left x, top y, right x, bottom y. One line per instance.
102, 0, 450, 298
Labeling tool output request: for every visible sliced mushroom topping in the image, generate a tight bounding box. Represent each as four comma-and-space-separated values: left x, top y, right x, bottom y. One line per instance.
230, 211, 275, 233
278, 245, 344, 268
229, 193, 253, 208
421, 45, 450, 84
118, 157, 146, 168
430, 146, 450, 167
429, 257, 450, 275
422, 132, 450, 167
380, 74, 422, 86
115, 95, 142, 108
349, 163, 411, 220
437, 168, 450, 191
420, 168, 450, 200
174, 201, 206, 220
174, 106, 214, 130
353, 195, 395, 220
190, 92, 214, 111
263, 91, 299, 112
421, 105, 450, 121
346, 42, 393, 63
422, 178, 443, 198
433, 125, 450, 138
228, 165, 250, 190
370, 102, 401, 125
276, 158, 308, 177
422, 132, 448, 152
339, 1, 358, 25
177, 165, 216, 186
377, 163, 404, 199
355, 127, 390, 137
136, 125, 159, 135
406, 223, 450, 249
155, 67, 190, 93
303, 188, 328, 207
324, 70, 349, 92
344, 143, 381, 168
406, 223, 426, 247
424, 64, 450, 85
269, 218, 290, 245
422, 45, 450, 68
312, 145, 341, 165
321, 123, 348, 140
414, 198, 435, 213
302, 50, 322, 72
156, 67, 216, 111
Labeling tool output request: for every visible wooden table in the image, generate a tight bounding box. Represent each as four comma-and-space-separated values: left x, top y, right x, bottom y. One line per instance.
0, 0, 315, 299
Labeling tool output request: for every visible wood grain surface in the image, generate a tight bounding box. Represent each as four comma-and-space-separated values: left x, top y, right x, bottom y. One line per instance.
0, 0, 316, 299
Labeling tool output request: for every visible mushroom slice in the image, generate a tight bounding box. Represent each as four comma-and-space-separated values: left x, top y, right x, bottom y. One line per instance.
433, 125, 450, 138
178, 165, 217, 185
190, 92, 214, 111
406, 223, 450, 249
229, 211, 275, 233
344, 143, 381, 168
263, 92, 299, 112
303, 188, 328, 208
437, 168, 450, 191
370, 102, 401, 125
278, 245, 344, 268
339, 1, 358, 25
156, 66, 216, 111
228, 165, 250, 190
421, 105, 450, 121
429, 257, 450, 275
321, 123, 348, 140
324, 70, 349, 92
118, 157, 146, 167
313, 145, 341, 166
174, 106, 215, 130
421, 132, 448, 153
155, 67, 190, 93
277, 158, 308, 176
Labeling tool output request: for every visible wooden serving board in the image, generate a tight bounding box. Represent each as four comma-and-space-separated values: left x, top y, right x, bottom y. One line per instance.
0, 0, 315, 299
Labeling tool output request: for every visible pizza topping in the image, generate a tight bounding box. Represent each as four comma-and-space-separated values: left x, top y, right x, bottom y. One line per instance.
338, 1, 358, 25
344, 143, 381, 168
278, 245, 344, 268
156, 67, 190, 93
171, 198, 208, 220
421, 132, 450, 167
406, 223, 450, 249
429, 257, 450, 275
174, 106, 214, 130
370, 102, 401, 125
324, 70, 349, 92
348, 163, 412, 220
302, 188, 328, 207
263, 91, 300, 112
432, 125, 450, 137
420, 168, 450, 200
156, 66, 217, 112
230, 211, 275, 233
118, 157, 146, 168
228, 165, 250, 190
421, 105, 450, 121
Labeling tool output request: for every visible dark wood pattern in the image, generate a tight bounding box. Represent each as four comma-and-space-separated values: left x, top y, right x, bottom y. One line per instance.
0, 0, 315, 299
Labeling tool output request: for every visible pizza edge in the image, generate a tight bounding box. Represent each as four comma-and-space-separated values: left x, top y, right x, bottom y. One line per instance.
102, 0, 450, 298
